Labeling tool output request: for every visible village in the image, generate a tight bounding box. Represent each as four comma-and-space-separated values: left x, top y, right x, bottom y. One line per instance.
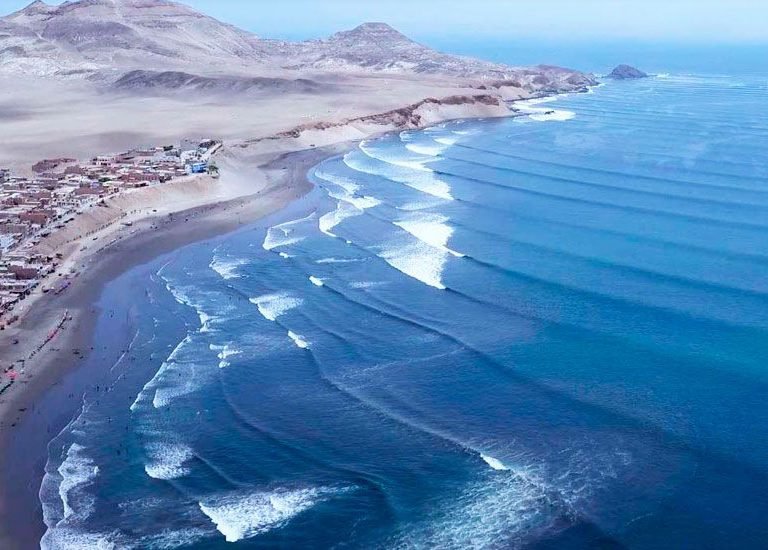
0, 138, 222, 329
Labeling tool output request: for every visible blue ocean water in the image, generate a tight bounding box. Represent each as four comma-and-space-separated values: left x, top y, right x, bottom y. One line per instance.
39, 73, 768, 548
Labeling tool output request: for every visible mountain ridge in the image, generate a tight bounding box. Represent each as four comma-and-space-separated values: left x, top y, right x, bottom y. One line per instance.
0, 0, 596, 94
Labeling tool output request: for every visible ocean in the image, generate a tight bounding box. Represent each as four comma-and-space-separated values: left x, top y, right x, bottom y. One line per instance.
38, 71, 768, 548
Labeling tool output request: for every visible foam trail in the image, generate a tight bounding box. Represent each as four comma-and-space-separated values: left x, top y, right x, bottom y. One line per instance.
249, 292, 303, 322
199, 487, 341, 543
288, 331, 310, 349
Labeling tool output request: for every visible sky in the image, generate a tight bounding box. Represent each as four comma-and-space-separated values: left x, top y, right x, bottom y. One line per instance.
3, 0, 768, 44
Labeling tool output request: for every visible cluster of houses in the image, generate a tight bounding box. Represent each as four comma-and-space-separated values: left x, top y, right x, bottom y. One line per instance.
0, 139, 222, 326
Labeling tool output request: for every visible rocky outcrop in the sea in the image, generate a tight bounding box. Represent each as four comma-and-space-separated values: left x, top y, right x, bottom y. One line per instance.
608, 64, 648, 80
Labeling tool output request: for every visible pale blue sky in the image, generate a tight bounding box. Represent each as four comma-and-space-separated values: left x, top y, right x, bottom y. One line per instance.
4, 0, 767, 43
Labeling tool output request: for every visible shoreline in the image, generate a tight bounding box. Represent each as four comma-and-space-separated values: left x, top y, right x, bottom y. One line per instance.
0, 144, 347, 548
0, 86, 585, 547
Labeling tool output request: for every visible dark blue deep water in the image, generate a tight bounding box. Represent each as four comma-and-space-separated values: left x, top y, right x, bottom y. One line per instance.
39, 73, 768, 548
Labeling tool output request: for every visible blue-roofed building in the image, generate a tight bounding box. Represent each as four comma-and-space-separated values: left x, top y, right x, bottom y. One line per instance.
186, 161, 208, 174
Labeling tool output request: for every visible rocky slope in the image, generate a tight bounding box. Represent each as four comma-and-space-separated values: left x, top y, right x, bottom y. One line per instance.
1, 0, 264, 76
112, 70, 330, 96
1, 0, 596, 94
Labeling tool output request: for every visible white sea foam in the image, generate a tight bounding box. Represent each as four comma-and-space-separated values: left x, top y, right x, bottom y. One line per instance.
532, 110, 575, 122
315, 171, 382, 210
481, 454, 511, 471
199, 487, 339, 542
132, 527, 212, 550
278, 252, 292, 259
309, 276, 325, 287
144, 443, 194, 480
378, 239, 449, 290
146, 332, 213, 409
288, 331, 310, 349
39, 441, 102, 548
393, 213, 463, 257
57, 443, 99, 522
152, 376, 202, 409
41, 529, 117, 550
165, 283, 235, 334
249, 292, 303, 322
515, 96, 576, 122
393, 468, 553, 548
210, 343, 242, 368
209, 255, 248, 280
262, 213, 315, 251
337, 193, 382, 210
134, 332, 212, 410
130, 336, 192, 412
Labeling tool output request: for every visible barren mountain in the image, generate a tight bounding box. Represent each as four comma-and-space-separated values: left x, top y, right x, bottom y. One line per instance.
0, 0, 595, 93
1, 0, 264, 77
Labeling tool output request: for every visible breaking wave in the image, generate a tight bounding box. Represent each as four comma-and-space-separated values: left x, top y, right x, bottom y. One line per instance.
199, 487, 345, 543
249, 292, 303, 322
263, 213, 315, 251
143, 442, 195, 481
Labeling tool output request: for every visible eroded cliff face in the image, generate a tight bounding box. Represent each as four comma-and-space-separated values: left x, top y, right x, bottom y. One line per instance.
238, 94, 513, 156
275, 95, 504, 138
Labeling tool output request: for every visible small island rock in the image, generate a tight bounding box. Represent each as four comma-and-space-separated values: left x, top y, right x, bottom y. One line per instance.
608, 64, 648, 80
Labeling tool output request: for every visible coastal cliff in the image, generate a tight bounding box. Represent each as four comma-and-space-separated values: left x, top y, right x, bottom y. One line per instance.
236, 94, 513, 156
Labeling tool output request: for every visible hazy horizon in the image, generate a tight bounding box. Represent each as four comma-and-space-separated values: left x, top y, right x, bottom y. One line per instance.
4, 0, 768, 44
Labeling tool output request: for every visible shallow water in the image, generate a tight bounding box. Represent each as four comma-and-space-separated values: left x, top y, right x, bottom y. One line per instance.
40, 74, 768, 548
